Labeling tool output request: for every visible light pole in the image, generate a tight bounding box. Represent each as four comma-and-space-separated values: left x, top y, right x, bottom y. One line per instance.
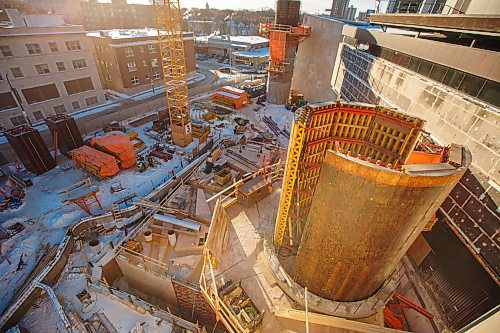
6, 73, 32, 126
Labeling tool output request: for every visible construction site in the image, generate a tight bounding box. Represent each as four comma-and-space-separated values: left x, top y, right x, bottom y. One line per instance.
0, 1, 499, 333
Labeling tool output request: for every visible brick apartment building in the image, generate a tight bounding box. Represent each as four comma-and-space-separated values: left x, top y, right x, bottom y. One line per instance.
88, 29, 196, 95
0, 9, 105, 130
80, 0, 154, 31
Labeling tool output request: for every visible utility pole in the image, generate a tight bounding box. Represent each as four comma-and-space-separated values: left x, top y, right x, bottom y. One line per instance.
6, 73, 32, 126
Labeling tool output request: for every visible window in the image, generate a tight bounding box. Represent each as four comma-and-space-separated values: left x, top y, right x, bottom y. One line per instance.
33, 111, 44, 121
53, 104, 66, 114
124, 47, 134, 57
0, 45, 13, 57
148, 44, 156, 53
65, 40, 81, 51
63, 77, 94, 95
417, 60, 433, 77
142, 60, 148, 67
10, 116, 27, 127
0, 92, 18, 111
22, 84, 60, 104
478, 81, 500, 106
151, 58, 158, 67
106, 74, 112, 81
131, 76, 139, 85
458, 74, 484, 97
26, 43, 42, 55
10, 67, 24, 78
127, 62, 137, 72
145, 73, 150, 80
48, 42, 58, 52
72, 100, 81, 110
442, 70, 465, 89
56, 61, 66, 71
153, 72, 160, 80
429, 64, 447, 83
408, 57, 421, 72
72, 59, 87, 69
140, 46, 145, 53
85, 96, 98, 106
0, 73, 3, 81
35, 63, 50, 75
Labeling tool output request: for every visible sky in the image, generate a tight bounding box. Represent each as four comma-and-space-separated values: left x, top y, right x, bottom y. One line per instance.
129, 0, 379, 15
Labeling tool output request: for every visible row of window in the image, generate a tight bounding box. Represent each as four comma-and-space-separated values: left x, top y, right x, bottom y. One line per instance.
123, 45, 157, 57
129, 72, 162, 85
0, 77, 94, 109
7, 96, 99, 127
3, 59, 87, 80
366, 44, 500, 107
126, 58, 159, 72
0, 41, 82, 57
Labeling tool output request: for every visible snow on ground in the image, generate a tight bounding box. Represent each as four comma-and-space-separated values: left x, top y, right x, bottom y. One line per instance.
0, 121, 194, 313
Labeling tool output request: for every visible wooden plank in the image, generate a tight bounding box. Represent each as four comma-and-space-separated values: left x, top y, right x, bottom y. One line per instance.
274, 308, 407, 333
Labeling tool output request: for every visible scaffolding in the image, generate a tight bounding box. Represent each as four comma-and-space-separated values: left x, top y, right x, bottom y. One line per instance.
152, 0, 193, 147
274, 101, 425, 246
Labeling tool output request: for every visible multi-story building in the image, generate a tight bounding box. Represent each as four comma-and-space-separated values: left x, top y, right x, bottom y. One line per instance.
0, 10, 105, 130
88, 29, 196, 95
80, 0, 154, 31
230, 47, 269, 70
0, 0, 83, 24
291, 14, 499, 331
195, 35, 268, 58
345, 5, 357, 20
329, 0, 350, 19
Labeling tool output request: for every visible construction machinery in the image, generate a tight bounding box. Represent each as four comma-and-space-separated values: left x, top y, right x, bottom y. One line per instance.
152, 0, 193, 147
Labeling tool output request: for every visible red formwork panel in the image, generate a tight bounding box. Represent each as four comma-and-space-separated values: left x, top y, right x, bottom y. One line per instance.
5, 125, 55, 175
45, 114, 84, 154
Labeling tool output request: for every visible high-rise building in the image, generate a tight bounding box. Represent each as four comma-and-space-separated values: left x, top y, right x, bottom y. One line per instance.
345, 5, 357, 20
0, 9, 105, 130
330, 0, 350, 19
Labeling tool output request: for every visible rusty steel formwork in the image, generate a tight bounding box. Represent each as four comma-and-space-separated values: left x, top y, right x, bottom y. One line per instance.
171, 278, 216, 328
274, 101, 472, 302
5, 125, 55, 175
45, 114, 84, 154
290, 148, 471, 302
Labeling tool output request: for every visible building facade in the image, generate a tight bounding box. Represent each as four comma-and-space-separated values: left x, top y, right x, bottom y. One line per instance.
80, 1, 154, 31
88, 29, 196, 95
195, 35, 268, 58
330, 0, 350, 19
291, 14, 499, 331
0, 13, 105, 130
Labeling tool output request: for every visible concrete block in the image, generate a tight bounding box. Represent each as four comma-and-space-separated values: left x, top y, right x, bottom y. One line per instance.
136, 306, 146, 314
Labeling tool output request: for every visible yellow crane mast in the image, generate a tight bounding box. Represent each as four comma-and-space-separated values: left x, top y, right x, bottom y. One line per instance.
152, 0, 193, 147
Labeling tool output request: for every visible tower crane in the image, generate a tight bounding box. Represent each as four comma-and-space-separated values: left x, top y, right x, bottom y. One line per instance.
152, 0, 193, 147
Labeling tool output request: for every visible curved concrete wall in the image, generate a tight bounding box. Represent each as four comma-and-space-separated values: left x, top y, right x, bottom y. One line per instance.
291, 149, 471, 302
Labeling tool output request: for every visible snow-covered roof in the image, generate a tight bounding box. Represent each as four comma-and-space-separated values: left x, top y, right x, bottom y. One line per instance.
196, 35, 268, 46
233, 47, 269, 58
87, 28, 193, 39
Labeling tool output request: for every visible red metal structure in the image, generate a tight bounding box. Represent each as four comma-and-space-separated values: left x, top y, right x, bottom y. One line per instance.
260, 23, 311, 73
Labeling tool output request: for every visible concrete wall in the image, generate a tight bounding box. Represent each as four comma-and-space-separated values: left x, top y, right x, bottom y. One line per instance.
445, 0, 500, 14
290, 15, 344, 103
334, 43, 499, 183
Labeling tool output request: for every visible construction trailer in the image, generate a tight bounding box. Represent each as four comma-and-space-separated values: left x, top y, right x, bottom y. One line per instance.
211, 86, 250, 110
89, 133, 136, 169
69, 145, 120, 179
242, 83, 266, 98
44, 114, 84, 154
274, 101, 471, 303
5, 125, 55, 175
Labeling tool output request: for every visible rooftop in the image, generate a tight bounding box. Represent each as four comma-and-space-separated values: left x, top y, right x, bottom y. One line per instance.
196, 35, 269, 45
233, 47, 270, 58
87, 28, 193, 40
